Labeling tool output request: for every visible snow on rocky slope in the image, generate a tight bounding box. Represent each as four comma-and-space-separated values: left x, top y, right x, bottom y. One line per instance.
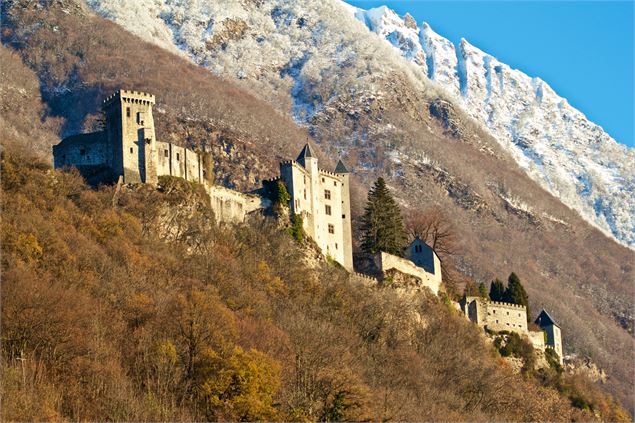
351, 5, 635, 247
85, 0, 634, 247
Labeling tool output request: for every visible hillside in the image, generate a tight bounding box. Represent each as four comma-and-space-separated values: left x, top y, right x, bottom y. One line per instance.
1, 0, 634, 413
2, 145, 631, 421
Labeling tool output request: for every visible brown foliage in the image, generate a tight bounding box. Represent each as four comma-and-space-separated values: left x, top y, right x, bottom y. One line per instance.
3, 149, 626, 421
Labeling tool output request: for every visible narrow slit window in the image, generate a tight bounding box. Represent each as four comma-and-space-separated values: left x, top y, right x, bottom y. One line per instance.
129, 147, 133, 154
176, 153, 180, 161
126, 107, 131, 118
164, 149, 169, 157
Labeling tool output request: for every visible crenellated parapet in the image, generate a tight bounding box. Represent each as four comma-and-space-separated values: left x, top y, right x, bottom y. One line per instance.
103, 89, 156, 107
488, 300, 526, 310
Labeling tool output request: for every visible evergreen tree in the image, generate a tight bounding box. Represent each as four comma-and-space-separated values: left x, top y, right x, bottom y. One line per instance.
478, 282, 489, 299
360, 178, 407, 256
489, 279, 505, 301
505, 272, 531, 322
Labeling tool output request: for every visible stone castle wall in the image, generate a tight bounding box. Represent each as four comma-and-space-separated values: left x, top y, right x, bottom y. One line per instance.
207, 185, 269, 224
374, 251, 441, 295
461, 296, 528, 334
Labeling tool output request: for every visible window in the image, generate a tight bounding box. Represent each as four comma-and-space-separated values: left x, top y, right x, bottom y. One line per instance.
342, 214, 346, 219
137, 112, 144, 125
518, 313, 521, 317
496, 320, 499, 324
303, 176, 306, 184
507, 311, 509, 315
164, 149, 169, 157
80, 149, 86, 156
129, 147, 133, 154
493, 310, 496, 314
333, 181, 337, 186
328, 224, 335, 234
335, 243, 338, 250
414, 245, 422, 253
322, 177, 325, 182
176, 153, 180, 161
304, 189, 306, 200
126, 107, 131, 118
325, 205, 331, 215
324, 190, 331, 200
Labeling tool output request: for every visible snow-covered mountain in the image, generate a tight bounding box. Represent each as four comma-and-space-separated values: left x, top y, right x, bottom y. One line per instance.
350, 5, 635, 247
84, 0, 634, 247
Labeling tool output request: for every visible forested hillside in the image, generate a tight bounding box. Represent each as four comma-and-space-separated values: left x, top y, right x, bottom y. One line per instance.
2, 146, 630, 421
1, 0, 633, 415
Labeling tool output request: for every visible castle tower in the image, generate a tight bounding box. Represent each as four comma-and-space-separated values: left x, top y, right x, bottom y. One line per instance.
335, 159, 353, 270
296, 143, 320, 242
535, 309, 563, 364
279, 144, 353, 271
102, 90, 158, 184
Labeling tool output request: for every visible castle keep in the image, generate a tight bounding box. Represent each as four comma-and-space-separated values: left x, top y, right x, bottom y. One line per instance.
279, 144, 353, 270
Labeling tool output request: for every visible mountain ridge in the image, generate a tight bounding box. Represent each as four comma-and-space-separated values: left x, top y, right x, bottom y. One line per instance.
348, 3, 634, 248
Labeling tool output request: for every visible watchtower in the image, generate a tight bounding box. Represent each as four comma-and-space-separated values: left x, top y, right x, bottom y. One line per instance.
102, 90, 158, 184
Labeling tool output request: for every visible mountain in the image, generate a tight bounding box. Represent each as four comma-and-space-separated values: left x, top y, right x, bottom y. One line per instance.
85, 0, 635, 248
2, 0, 634, 412
351, 5, 635, 248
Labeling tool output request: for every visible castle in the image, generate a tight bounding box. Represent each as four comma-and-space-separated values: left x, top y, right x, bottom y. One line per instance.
53, 90, 264, 223
53, 90, 560, 361
460, 296, 563, 363
277, 144, 353, 270
53, 90, 213, 186
52, 89, 355, 268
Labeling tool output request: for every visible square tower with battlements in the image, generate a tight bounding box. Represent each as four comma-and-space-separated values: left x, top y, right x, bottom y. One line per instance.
280, 144, 353, 270
102, 90, 158, 184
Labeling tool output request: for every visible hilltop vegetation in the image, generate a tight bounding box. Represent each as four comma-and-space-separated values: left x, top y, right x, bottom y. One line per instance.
2, 148, 630, 422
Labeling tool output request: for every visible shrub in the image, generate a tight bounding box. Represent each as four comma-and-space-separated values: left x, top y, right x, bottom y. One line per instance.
288, 213, 304, 243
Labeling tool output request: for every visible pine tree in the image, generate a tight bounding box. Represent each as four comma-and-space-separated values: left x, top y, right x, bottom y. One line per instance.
505, 272, 531, 322
478, 282, 489, 299
489, 279, 505, 302
360, 177, 407, 256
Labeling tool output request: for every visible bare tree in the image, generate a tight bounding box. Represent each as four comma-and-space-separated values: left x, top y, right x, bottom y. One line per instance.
405, 205, 460, 258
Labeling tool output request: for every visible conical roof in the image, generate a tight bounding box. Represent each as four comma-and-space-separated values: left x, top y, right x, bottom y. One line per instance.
296, 143, 315, 161
335, 159, 349, 174
534, 309, 559, 327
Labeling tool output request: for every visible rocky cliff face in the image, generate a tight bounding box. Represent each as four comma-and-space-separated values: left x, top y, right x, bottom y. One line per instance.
350, 5, 635, 248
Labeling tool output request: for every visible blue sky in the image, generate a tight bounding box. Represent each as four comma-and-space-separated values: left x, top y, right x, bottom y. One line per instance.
346, 0, 634, 148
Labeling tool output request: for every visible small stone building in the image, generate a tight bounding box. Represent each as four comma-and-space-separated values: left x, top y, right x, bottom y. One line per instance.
355, 238, 442, 295
460, 296, 529, 334
535, 309, 564, 364
279, 144, 353, 270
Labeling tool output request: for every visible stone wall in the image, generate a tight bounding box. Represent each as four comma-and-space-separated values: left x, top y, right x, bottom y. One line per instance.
374, 251, 441, 295
528, 330, 546, 350
461, 296, 528, 334
53, 132, 109, 169
207, 184, 270, 224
